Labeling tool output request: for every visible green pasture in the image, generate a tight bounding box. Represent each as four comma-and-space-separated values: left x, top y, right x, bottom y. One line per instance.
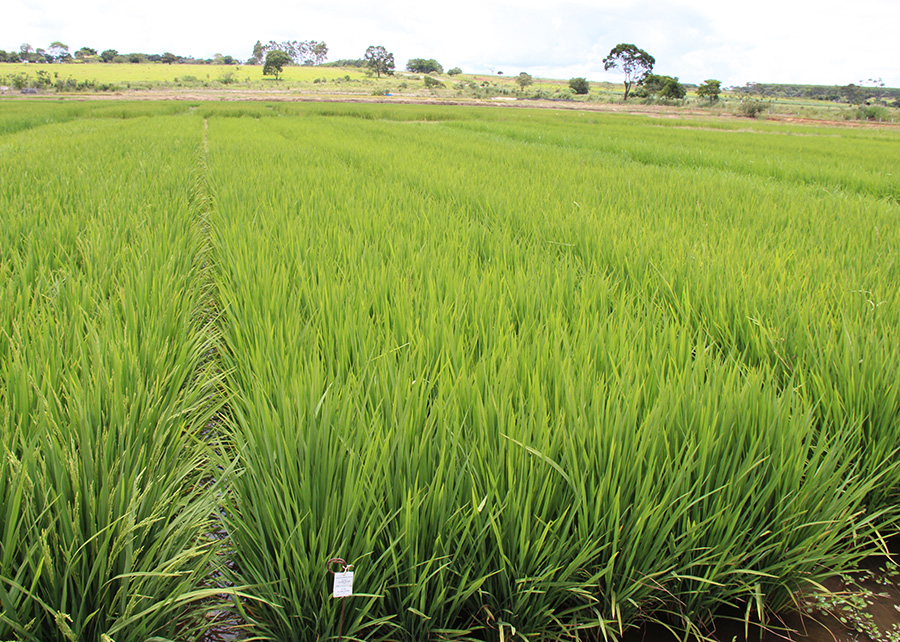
0, 62, 603, 92
0, 61, 371, 84
1, 100, 898, 641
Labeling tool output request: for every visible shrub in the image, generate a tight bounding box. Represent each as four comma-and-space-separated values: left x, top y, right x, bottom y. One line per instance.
851, 105, 890, 121
447, 67, 462, 76
423, 76, 444, 89
640, 74, 685, 100
659, 77, 685, 100
569, 77, 589, 95
10, 72, 29, 90
738, 100, 768, 118
55, 77, 79, 92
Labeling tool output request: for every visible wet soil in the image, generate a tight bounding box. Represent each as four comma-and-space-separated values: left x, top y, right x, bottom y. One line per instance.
624, 539, 900, 642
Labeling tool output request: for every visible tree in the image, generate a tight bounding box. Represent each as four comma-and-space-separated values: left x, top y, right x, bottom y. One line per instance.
364, 45, 394, 78
840, 83, 868, 105
603, 43, 654, 101
738, 81, 766, 98
696, 79, 721, 101
100, 49, 117, 63
263, 50, 292, 79
515, 72, 533, 92
259, 40, 328, 66
249, 40, 265, 65
407, 58, 443, 74
304, 41, 328, 65
162, 52, 178, 65
19, 44, 40, 63
569, 77, 589, 95
447, 67, 462, 76
48, 42, 70, 63
74, 46, 97, 60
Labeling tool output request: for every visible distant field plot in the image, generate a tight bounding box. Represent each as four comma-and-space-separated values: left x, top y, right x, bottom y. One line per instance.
1, 101, 898, 641
0, 61, 374, 82
0, 62, 372, 91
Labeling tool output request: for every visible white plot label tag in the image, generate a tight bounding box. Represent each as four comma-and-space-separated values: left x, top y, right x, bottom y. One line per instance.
333, 571, 354, 598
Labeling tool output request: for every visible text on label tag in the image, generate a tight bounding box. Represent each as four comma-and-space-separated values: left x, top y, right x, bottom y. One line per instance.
333, 571, 354, 598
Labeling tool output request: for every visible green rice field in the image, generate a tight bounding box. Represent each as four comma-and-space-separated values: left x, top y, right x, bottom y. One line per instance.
1, 100, 898, 641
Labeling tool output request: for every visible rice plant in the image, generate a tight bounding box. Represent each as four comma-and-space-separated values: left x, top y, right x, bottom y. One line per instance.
0, 112, 228, 641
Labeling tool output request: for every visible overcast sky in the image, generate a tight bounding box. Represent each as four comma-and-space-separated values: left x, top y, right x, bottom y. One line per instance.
4, 0, 898, 87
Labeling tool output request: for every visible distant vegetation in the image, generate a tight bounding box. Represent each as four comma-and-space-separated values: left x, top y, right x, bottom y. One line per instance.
1, 61, 897, 122
0, 42, 239, 65
0, 40, 900, 110
319, 58, 366, 68
1, 39, 899, 119
734, 80, 900, 106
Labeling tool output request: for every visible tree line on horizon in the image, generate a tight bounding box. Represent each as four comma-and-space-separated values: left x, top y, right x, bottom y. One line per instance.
0, 42, 240, 66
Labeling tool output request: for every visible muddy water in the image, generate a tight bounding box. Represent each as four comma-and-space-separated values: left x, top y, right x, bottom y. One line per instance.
623, 548, 900, 642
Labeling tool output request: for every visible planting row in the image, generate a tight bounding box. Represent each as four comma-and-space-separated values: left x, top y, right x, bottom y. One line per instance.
0, 112, 220, 641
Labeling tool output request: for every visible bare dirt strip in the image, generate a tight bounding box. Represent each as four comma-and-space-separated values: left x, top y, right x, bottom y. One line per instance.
3, 88, 899, 130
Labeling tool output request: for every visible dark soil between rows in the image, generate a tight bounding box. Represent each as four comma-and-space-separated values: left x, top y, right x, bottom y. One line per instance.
625, 537, 900, 642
